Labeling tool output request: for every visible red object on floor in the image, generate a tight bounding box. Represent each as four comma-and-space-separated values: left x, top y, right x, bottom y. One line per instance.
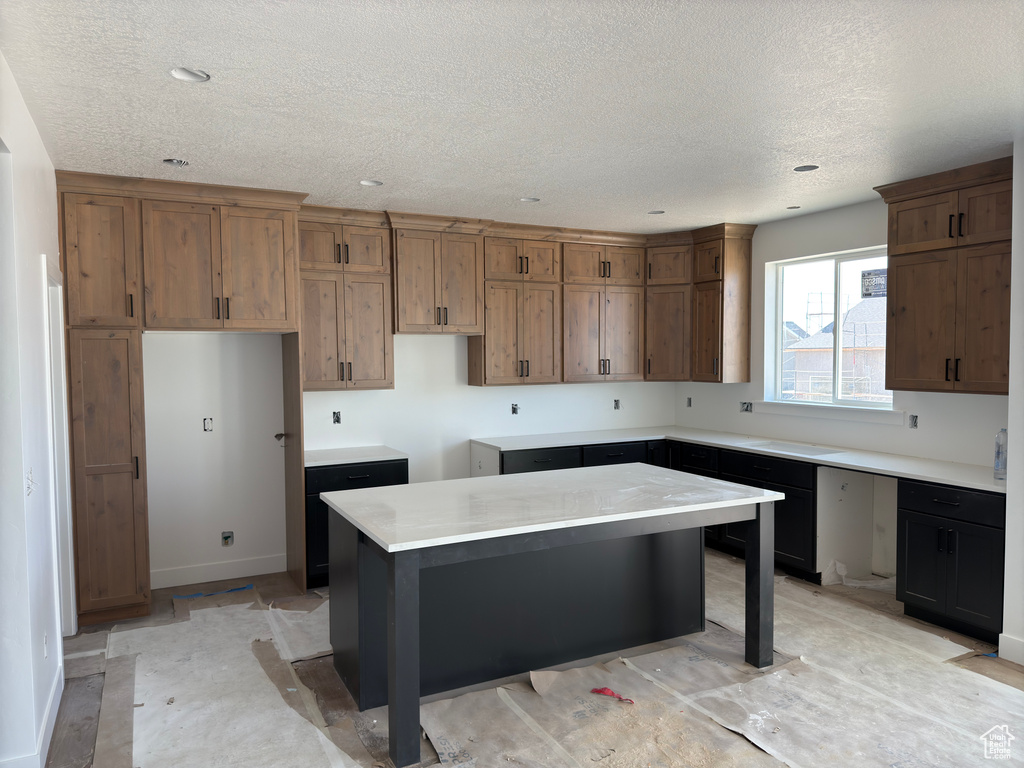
591, 687, 634, 704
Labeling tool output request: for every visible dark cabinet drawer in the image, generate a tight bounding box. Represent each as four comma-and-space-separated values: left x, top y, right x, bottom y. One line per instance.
306, 459, 409, 495
721, 477, 814, 572
502, 447, 582, 474
898, 479, 1004, 528
582, 441, 648, 467
671, 441, 719, 474
646, 440, 669, 468
720, 449, 814, 490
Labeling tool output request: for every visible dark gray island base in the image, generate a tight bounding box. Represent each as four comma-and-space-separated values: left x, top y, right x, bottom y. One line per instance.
324, 464, 780, 768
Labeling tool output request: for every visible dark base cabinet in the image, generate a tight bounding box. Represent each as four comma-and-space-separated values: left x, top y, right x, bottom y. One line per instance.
897, 479, 1005, 642
305, 459, 408, 588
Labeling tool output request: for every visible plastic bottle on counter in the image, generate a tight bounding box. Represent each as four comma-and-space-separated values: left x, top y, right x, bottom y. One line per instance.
994, 428, 1007, 480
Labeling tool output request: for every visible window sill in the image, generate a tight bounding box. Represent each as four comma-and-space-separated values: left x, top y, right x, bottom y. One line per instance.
755, 400, 906, 426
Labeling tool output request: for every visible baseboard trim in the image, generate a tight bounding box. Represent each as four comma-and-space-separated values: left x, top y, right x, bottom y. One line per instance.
0, 668, 63, 768
998, 632, 1024, 665
150, 554, 287, 589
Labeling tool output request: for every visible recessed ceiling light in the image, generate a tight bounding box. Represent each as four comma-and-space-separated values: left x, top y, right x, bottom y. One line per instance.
163, 158, 189, 167
520, 197, 540, 202
787, 205, 801, 210
360, 180, 384, 186
793, 164, 819, 172
648, 210, 665, 215
170, 67, 210, 83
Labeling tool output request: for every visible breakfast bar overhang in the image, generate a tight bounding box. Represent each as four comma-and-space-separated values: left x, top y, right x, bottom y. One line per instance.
324, 463, 783, 768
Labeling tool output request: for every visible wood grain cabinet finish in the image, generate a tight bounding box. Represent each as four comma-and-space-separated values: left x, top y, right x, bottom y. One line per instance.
63, 193, 141, 327
563, 243, 643, 285
301, 271, 393, 390
886, 242, 1011, 394
646, 245, 692, 285
484, 237, 561, 282
886, 180, 1012, 256
394, 229, 484, 334
299, 221, 390, 273
68, 329, 150, 621
563, 284, 644, 382
220, 206, 297, 330
646, 284, 691, 381
690, 236, 751, 383
693, 241, 723, 282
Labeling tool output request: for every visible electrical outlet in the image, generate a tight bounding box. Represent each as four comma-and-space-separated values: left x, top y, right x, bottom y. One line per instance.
740, 402, 753, 413
203, 417, 213, 432
511, 403, 519, 415
686, 397, 692, 408
614, 399, 621, 410
332, 411, 341, 424
909, 414, 919, 429
222, 531, 234, 547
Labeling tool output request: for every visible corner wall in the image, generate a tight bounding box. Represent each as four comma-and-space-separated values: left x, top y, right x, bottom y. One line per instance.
0, 51, 64, 768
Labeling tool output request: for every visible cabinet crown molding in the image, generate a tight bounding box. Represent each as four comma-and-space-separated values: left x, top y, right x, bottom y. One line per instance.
486, 220, 647, 247
874, 156, 1013, 204
386, 211, 492, 234
690, 223, 758, 243
56, 170, 308, 209
299, 205, 389, 228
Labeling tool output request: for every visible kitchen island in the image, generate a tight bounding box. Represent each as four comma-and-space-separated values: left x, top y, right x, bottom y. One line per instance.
324, 463, 783, 768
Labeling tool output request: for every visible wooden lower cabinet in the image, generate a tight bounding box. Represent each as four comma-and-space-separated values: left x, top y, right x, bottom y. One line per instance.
68, 329, 150, 621
564, 284, 643, 382
301, 271, 393, 390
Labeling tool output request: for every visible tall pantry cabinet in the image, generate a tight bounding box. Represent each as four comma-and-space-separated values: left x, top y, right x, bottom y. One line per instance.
58, 172, 307, 624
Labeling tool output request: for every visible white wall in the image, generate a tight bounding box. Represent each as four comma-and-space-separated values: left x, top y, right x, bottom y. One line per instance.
0, 51, 64, 768
143, 333, 287, 589
675, 199, 1009, 466
304, 334, 678, 482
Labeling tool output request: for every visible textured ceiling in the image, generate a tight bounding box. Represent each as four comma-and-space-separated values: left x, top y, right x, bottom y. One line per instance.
1, 0, 1022, 233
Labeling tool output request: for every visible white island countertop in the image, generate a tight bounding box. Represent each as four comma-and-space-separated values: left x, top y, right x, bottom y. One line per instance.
305, 445, 408, 468
322, 463, 784, 553
470, 426, 1005, 493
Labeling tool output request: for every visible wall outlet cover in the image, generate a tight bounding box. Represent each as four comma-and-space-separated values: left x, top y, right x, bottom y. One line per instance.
332, 411, 341, 424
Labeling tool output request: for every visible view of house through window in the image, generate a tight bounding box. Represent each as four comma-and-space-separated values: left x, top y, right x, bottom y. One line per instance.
776, 248, 891, 406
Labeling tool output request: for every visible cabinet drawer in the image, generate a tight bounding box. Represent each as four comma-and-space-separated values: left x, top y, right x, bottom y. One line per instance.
305, 459, 409, 495
502, 447, 582, 474
672, 441, 719, 473
582, 441, 648, 467
720, 449, 814, 489
897, 479, 1004, 528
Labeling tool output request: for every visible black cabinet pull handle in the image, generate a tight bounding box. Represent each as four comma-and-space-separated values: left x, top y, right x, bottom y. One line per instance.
215, 297, 221, 319
344, 243, 350, 264
714, 255, 720, 274
958, 212, 964, 238
600, 359, 606, 375
948, 529, 956, 555
606, 260, 612, 277
954, 358, 961, 382
948, 214, 954, 238
436, 306, 441, 325
607, 452, 625, 457
533, 458, 552, 463
225, 297, 230, 320
648, 263, 652, 280
647, 358, 652, 375
347, 474, 371, 480
134, 456, 140, 479
519, 256, 523, 274
525, 256, 529, 274
931, 498, 961, 507
753, 464, 772, 471
340, 361, 345, 381
336, 243, 342, 264
444, 307, 448, 325
937, 527, 946, 552
945, 358, 951, 381
525, 360, 530, 377
129, 293, 134, 317
519, 360, 523, 377
713, 357, 719, 377
347, 361, 352, 381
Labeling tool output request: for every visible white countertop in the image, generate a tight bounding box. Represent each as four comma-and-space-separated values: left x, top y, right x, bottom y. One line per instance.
470, 426, 1005, 493
305, 445, 408, 468
321, 463, 784, 553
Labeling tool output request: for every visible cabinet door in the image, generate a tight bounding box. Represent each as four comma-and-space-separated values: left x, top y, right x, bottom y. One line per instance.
887, 192, 959, 255
142, 200, 222, 328
646, 284, 691, 381
395, 229, 443, 332
886, 251, 957, 391
301, 272, 344, 389
563, 243, 606, 284
64, 193, 140, 327
299, 221, 345, 269
344, 274, 394, 389
440, 233, 484, 333
692, 281, 723, 382
606, 246, 644, 285
896, 510, 948, 614
720, 472, 815, 573
482, 281, 524, 385
68, 329, 149, 614
605, 285, 644, 380
523, 241, 561, 282
693, 241, 722, 282
563, 284, 604, 381
344, 226, 390, 273
955, 243, 1011, 393
221, 207, 296, 330
958, 180, 1012, 246
484, 237, 523, 281
523, 282, 562, 383
945, 519, 1004, 633
647, 245, 692, 285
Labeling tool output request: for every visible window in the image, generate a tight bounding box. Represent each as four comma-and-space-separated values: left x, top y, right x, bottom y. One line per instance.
774, 248, 891, 407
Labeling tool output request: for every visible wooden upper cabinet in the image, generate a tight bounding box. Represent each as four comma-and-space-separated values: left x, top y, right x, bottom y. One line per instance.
646, 245, 692, 285
68, 328, 149, 617
958, 180, 1012, 246
299, 221, 390, 273
562, 283, 643, 382
646, 284, 691, 381
604, 285, 644, 380
301, 272, 344, 387
484, 237, 523, 281
606, 246, 643, 285
523, 241, 561, 282
394, 229, 483, 334
563, 243, 606, 283
956, 243, 1011, 393
887, 192, 960, 255
563, 283, 604, 381
693, 241, 722, 282
142, 200, 222, 328
692, 281, 723, 382
523, 282, 562, 382
63, 193, 141, 327
221, 207, 297, 331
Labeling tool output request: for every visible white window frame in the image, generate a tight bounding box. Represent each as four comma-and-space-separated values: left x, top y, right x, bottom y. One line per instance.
770, 245, 891, 410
